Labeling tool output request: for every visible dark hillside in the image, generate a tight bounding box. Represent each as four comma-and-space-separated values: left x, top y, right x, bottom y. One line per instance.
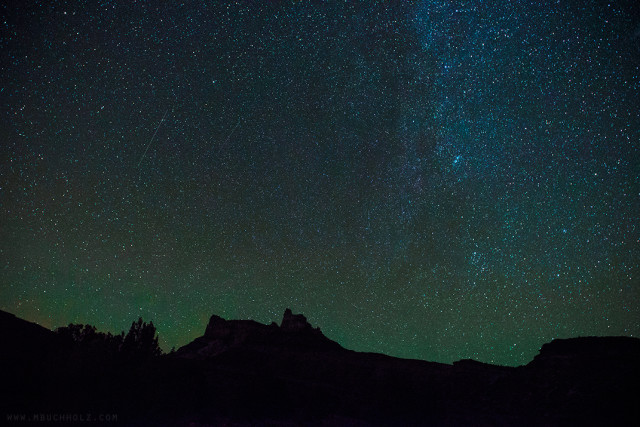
1, 309, 638, 425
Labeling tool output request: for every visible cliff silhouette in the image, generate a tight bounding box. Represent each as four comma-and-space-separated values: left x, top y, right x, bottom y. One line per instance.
1, 308, 638, 426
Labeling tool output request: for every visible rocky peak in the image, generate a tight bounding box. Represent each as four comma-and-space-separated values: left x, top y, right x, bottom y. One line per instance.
204, 314, 230, 338
177, 309, 337, 360
281, 308, 312, 332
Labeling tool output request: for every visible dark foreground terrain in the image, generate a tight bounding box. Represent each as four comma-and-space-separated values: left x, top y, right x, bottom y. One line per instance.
1, 309, 638, 426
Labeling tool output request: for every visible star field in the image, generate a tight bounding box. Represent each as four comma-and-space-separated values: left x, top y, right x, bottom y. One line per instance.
1, 1, 638, 365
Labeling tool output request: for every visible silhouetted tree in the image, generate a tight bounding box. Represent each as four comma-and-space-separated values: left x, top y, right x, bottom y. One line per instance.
56, 318, 162, 360
121, 317, 162, 359
56, 323, 97, 344
56, 323, 124, 357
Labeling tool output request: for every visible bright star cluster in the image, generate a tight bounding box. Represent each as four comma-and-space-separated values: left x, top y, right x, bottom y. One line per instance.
1, 1, 638, 365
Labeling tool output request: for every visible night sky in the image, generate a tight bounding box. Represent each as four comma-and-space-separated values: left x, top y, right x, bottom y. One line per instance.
1, 0, 638, 366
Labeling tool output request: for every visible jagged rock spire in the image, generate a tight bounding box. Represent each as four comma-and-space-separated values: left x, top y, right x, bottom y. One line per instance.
204, 314, 230, 338
281, 308, 311, 331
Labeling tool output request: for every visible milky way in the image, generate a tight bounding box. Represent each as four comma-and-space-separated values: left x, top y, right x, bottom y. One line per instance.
1, 1, 638, 365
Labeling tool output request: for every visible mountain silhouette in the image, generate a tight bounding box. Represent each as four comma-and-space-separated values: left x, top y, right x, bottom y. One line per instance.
1, 308, 638, 426
174, 308, 342, 360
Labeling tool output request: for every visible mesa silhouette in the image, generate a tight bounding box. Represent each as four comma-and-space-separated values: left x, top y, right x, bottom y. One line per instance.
1, 309, 638, 426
